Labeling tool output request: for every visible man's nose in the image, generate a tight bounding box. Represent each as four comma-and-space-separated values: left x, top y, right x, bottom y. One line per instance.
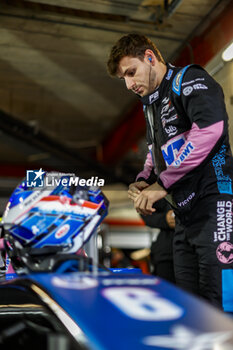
125, 77, 134, 90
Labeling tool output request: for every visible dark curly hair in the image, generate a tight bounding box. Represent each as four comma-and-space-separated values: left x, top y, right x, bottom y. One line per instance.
107, 33, 165, 77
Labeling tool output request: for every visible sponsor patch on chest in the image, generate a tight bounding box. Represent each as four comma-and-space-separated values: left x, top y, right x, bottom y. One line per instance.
161, 136, 185, 166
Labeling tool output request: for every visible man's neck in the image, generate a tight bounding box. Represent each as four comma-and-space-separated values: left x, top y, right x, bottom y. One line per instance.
157, 62, 167, 86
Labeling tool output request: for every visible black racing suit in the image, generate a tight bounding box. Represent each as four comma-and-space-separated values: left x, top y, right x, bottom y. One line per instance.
141, 198, 175, 283
136, 63, 233, 310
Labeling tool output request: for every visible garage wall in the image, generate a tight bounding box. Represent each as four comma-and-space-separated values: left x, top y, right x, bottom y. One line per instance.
214, 61, 233, 150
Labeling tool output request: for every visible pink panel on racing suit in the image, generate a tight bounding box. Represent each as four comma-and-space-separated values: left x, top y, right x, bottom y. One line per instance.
136, 147, 155, 181
159, 120, 224, 189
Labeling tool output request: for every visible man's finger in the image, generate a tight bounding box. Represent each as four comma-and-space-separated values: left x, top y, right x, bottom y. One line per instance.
128, 189, 140, 196
135, 196, 150, 215
128, 191, 140, 202
128, 185, 141, 193
146, 199, 156, 212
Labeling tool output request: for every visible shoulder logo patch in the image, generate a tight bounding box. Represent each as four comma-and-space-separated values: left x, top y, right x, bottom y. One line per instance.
172, 65, 190, 96
183, 86, 193, 96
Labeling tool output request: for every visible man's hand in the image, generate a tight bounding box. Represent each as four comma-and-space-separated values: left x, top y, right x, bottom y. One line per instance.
134, 182, 167, 215
128, 181, 149, 201
166, 210, 175, 229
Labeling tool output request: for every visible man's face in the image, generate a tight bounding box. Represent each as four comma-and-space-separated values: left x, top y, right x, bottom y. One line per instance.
117, 56, 157, 97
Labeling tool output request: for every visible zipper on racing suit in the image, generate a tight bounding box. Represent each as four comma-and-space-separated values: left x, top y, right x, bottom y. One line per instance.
145, 103, 166, 175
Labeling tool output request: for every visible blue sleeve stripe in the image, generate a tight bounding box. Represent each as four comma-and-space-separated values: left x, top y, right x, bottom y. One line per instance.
172, 65, 191, 96
222, 269, 233, 312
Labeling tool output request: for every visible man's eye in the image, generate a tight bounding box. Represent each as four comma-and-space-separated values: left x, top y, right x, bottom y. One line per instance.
128, 70, 135, 77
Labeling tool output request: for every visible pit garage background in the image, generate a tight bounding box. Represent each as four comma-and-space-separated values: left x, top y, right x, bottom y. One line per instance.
0, 0, 232, 256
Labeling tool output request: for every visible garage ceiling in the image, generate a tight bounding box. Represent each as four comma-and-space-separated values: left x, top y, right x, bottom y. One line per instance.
0, 0, 232, 192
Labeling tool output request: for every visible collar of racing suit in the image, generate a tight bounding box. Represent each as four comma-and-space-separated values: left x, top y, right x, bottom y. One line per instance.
140, 63, 175, 106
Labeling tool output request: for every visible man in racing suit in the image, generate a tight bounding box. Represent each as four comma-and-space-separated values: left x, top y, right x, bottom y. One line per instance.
107, 33, 233, 311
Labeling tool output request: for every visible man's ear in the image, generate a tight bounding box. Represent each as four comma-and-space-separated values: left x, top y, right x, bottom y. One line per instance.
144, 49, 155, 65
